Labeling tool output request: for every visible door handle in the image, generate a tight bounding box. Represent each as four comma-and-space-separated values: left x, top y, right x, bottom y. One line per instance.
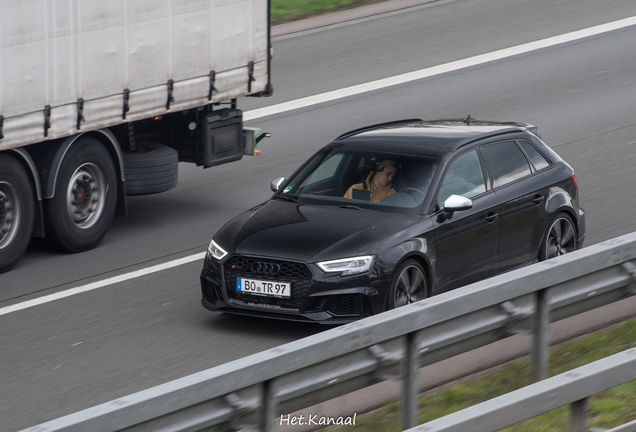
485, 212, 498, 223
532, 195, 545, 205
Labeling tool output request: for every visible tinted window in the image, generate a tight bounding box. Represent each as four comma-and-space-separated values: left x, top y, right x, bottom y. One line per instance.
437, 150, 486, 207
300, 153, 344, 186
282, 146, 441, 214
481, 141, 531, 188
518, 140, 550, 171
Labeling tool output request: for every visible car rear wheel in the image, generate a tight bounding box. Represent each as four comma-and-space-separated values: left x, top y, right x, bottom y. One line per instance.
540, 213, 577, 260
387, 259, 428, 309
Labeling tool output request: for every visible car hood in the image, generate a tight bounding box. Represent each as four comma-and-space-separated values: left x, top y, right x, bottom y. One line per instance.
215, 199, 414, 263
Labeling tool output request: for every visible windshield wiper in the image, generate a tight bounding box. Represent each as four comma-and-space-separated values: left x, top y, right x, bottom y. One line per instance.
274, 195, 302, 203
340, 204, 364, 211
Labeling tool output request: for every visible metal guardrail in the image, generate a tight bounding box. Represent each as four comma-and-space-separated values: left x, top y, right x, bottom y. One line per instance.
22, 232, 636, 432
410, 348, 636, 432
602, 420, 636, 432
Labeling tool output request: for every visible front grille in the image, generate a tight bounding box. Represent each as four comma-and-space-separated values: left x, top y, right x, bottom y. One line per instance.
325, 294, 363, 316
223, 256, 313, 310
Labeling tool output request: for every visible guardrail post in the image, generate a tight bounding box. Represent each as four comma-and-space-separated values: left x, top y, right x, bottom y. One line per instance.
401, 331, 418, 429
531, 288, 550, 381
260, 379, 277, 432
570, 398, 588, 432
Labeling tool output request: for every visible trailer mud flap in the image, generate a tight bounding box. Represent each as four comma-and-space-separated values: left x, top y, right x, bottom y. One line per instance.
200, 109, 244, 168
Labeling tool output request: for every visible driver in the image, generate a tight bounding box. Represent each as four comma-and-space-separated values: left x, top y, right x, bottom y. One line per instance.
344, 160, 398, 202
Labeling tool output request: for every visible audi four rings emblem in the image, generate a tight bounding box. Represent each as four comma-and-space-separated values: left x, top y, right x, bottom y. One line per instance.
251, 262, 281, 275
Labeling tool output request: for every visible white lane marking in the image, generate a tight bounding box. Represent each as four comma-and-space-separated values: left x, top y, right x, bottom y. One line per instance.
2, 16, 636, 317
245, 15, 636, 122
0, 252, 206, 317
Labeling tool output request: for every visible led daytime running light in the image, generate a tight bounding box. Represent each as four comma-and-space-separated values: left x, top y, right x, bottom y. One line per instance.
317, 255, 374, 275
208, 240, 228, 260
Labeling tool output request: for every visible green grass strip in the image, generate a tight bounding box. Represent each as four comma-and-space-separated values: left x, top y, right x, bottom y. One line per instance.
271, 0, 385, 24
327, 317, 636, 431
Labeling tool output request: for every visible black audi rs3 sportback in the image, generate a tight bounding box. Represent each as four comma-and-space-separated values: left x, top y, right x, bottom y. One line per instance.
201, 119, 585, 323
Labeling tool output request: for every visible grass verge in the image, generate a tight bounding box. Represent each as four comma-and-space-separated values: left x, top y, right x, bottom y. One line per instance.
271, 0, 387, 24
326, 317, 636, 432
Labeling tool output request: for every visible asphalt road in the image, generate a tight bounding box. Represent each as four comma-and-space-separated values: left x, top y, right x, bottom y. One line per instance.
2, 0, 636, 430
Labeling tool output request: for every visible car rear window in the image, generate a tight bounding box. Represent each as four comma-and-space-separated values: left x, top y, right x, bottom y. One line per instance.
481, 141, 531, 188
518, 140, 550, 171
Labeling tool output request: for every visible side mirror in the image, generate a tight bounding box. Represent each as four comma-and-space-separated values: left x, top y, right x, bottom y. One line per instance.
271, 177, 286, 192
439, 194, 473, 221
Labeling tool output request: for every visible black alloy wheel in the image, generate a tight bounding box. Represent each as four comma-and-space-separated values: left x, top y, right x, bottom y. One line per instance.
388, 259, 428, 309
541, 213, 577, 260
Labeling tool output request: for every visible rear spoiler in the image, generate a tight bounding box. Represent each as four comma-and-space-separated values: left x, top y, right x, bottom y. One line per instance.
517, 123, 541, 139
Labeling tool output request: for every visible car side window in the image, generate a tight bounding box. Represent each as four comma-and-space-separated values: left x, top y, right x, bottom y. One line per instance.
481, 141, 531, 188
437, 150, 486, 207
518, 140, 550, 171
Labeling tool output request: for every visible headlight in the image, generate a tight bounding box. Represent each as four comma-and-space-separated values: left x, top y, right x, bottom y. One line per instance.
317, 256, 374, 276
207, 240, 228, 260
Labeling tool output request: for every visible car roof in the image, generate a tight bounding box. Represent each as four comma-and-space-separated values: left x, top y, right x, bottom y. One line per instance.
334, 119, 534, 156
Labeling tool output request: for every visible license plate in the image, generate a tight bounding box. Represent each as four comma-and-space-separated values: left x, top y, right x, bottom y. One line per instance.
236, 278, 291, 298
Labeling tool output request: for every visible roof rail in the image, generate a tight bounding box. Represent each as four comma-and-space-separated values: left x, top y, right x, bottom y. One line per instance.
335, 118, 423, 141
424, 118, 542, 139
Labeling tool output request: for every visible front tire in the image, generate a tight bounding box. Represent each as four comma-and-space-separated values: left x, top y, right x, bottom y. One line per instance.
0, 155, 35, 272
387, 259, 428, 309
540, 213, 577, 261
43, 138, 117, 252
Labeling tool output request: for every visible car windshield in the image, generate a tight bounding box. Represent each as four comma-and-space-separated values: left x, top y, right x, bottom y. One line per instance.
278, 146, 441, 214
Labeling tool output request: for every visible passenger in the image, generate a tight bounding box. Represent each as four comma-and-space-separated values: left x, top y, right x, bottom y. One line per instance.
344, 160, 398, 202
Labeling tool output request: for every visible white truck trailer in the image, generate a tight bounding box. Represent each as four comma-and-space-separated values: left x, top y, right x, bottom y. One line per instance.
0, 0, 272, 272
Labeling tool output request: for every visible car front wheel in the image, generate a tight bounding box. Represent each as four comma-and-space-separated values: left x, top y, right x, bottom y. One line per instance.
387, 259, 428, 309
540, 213, 577, 261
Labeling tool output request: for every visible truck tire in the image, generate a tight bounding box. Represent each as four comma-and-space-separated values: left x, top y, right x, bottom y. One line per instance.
43, 138, 117, 252
123, 142, 178, 195
0, 155, 35, 273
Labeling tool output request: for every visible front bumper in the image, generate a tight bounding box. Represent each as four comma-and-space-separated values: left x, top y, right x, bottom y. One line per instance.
201, 297, 361, 324
200, 254, 387, 324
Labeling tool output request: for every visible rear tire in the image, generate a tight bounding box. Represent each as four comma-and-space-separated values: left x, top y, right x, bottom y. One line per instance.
43, 138, 117, 252
540, 213, 577, 261
387, 259, 428, 309
0, 155, 35, 273
123, 142, 178, 195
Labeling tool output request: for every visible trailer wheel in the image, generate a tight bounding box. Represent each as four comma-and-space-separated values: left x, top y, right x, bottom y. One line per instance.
123, 142, 178, 195
43, 138, 117, 252
0, 155, 35, 273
